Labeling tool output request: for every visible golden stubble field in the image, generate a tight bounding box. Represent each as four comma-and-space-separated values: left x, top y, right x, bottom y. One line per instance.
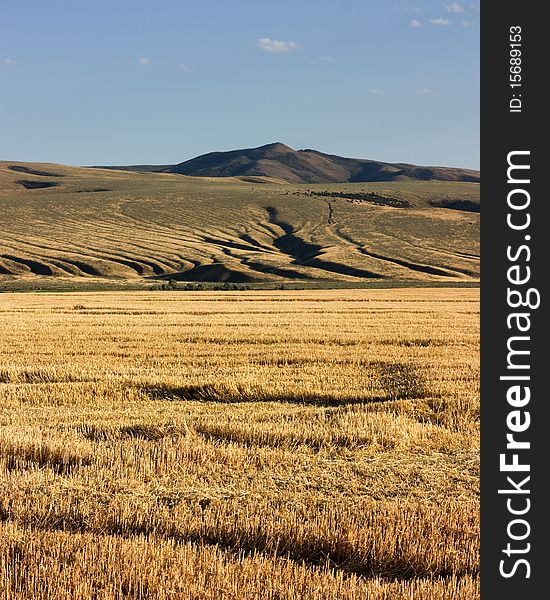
0, 288, 479, 599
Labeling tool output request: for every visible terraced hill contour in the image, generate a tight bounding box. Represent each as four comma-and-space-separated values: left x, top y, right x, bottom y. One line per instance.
0, 160, 479, 286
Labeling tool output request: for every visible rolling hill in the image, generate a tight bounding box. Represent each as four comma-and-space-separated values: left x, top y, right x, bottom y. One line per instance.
95, 143, 480, 184
0, 160, 479, 288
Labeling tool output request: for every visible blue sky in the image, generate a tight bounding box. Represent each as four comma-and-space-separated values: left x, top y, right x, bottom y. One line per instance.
0, 1, 479, 168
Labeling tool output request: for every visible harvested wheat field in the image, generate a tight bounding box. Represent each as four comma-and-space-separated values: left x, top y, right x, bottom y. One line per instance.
0, 288, 479, 599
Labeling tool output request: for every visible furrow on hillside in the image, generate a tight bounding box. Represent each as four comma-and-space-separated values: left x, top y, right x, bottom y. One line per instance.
0, 162, 479, 285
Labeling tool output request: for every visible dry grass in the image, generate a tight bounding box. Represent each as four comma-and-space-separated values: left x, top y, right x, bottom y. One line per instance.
0, 524, 480, 600
0, 288, 479, 598
0, 161, 479, 286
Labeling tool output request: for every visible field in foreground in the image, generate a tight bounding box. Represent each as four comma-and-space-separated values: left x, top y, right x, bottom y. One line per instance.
0, 289, 479, 599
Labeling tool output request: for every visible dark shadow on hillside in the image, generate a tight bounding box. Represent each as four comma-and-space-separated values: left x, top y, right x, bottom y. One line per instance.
16, 180, 60, 190
202, 236, 270, 254
358, 249, 455, 277
348, 163, 405, 182
334, 229, 475, 278
305, 258, 381, 279
9, 165, 64, 177
116, 255, 166, 275
266, 207, 323, 261
1, 255, 54, 275
242, 260, 317, 280
60, 259, 103, 276
429, 199, 480, 212
238, 234, 276, 252
154, 263, 255, 283
266, 206, 382, 279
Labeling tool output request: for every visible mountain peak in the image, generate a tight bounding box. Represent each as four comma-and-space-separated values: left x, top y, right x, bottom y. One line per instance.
256, 142, 294, 153
165, 144, 479, 184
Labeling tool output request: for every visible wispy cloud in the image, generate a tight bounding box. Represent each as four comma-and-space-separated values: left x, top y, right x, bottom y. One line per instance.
138, 57, 151, 65
445, 2, 465, 13
179, 64, 192, 72
430, 18, 452, 25
460, 19, 475, 27
416, 88, 434, 94
1, 58, 15, 65
256, 37, 300, 53
410, 19, 422, 27
370, 88, 386, 96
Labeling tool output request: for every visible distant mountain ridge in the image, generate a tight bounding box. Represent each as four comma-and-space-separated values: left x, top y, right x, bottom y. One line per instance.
95, 142, 480, 184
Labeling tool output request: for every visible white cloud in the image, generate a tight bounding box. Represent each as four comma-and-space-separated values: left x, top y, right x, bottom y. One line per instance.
179, 64, 192, 72
430, 18, 452, 25
138, 57, 151, 65
410, 19, 422, 27
370, 89, 385, 96
460, 19, 475, 27
445, 2, 465, 13
416, 88, 434, 94
256, 37, 300, 53
1, 58, 15, 65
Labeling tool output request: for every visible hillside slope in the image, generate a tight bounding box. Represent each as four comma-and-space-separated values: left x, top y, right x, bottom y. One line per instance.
0, 161, 479, 286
